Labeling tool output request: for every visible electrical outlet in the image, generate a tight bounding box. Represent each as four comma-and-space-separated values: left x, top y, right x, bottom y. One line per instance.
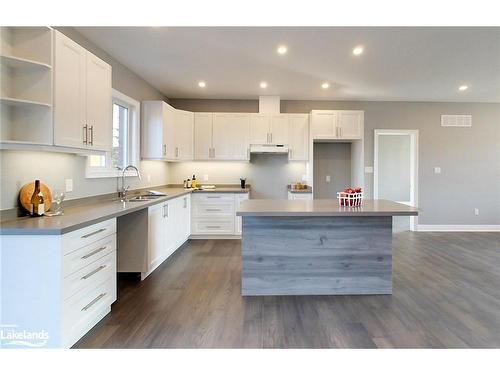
434, 167, 441, 174
203, 174, 209, 181
326, 175, 331, 183
474, 208, 479, 216
301, 174, 307, 182
365, 166, 374, 174
65, 179, 73, 192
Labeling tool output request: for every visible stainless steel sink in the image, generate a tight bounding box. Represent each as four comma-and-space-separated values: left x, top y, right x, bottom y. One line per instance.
128, 194, 166, 202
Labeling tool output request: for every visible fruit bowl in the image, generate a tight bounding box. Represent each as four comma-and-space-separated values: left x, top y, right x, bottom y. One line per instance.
337, 187, 363, 207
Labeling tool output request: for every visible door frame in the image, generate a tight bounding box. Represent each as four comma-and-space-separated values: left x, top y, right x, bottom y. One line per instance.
373, 129, 419, 231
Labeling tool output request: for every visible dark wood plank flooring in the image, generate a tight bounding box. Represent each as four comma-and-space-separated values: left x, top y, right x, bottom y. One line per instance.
74, 232, 500, 348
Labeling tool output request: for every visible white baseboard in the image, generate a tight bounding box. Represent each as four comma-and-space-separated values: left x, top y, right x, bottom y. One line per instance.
417, 225, 500, 232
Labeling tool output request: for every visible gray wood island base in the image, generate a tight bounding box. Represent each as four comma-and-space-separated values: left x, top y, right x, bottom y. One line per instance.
237, 199, 419, 296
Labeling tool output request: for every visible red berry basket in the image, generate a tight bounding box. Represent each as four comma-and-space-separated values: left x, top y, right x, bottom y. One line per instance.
337, 188, 363, 206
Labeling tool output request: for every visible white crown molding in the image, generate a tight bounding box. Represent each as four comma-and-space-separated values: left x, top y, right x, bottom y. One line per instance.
417, 225, 500, 232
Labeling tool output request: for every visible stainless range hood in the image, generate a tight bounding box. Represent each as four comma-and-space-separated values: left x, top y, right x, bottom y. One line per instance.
250, 144, 289, 154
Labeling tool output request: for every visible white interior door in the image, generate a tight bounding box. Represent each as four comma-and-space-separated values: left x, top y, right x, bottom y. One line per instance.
374, 129, 418, 231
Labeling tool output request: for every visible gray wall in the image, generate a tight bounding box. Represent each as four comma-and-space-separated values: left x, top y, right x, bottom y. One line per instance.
172, 99, 500, 225
313, 143, 351, 199
0, 28, 170, 210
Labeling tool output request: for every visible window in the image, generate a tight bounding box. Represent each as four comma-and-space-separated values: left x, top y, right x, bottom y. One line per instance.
86, 89, 140, 178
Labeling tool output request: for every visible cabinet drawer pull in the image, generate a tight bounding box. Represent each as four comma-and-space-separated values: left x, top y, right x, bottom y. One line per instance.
81, 228, 106, 239
206, 196, 221, 199
205, 208, 222, 212
81, 246, 107, 260
81, 293, 107, 311
206, 225, 221, 229
81, 265, 107, 280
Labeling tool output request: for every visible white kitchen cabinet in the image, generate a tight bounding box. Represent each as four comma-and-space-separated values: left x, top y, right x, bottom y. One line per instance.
142, 101, 194, 161
288, 114, 309, 161
85, 51, 112, 151
337, 111, 363, 139
235, 193, 250, 235
53, 31, 111, 151
288, 192, 313, 200
194, 112, 213, 160
250, 114, 271, 144
1, 218, 117, 348
53, 30, 86, 149
213, 113, 250, 160
148, 203, 165, 269
310, 110, 338, 139
250, 114, 288, 144
174, 109, 194, 160
311, 110, 363, 140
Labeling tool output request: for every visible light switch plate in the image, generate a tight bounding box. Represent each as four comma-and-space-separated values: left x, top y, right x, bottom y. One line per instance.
434, 167, 441, 174
365, 166, 374, 174
203, 174, 209, 181
326, 175, 331, 183
65, 179, 73, 192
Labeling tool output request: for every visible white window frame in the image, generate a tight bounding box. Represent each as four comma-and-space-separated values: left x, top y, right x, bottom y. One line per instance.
86, 89, 141, 178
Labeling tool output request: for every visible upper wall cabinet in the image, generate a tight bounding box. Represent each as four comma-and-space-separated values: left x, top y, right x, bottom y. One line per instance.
288, 114, 309, 161
311, 110, 363, 140
142, 100, 194, 161
53, 31, 112, 151
213, 113, 250, 160
249, 114, 289, 144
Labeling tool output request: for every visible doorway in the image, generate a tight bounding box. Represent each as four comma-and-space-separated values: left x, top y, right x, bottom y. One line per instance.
374, 129, 418, 231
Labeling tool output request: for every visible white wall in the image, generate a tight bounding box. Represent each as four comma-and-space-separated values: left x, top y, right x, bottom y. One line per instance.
168, 155, 307, 199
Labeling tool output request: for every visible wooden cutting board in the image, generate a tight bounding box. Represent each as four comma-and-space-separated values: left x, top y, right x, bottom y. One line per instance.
19, 181, 52, 212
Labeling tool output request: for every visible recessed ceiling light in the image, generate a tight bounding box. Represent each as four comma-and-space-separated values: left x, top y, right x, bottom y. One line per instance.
321, 82, 330, 89
458, 85, 468, 91
260, 82, 268, 89
277, 45, 287, 55
198, 81, 206, 88
352, 46, 364, 56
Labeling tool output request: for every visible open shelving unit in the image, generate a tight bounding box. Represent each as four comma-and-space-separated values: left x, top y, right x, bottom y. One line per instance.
1, 27, 54, 145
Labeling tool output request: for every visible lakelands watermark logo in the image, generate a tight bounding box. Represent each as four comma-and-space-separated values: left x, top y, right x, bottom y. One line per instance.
0, 324, 49, 348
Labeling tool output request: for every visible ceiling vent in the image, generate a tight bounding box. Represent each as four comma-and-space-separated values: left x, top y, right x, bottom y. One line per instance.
441, 114, 472, 127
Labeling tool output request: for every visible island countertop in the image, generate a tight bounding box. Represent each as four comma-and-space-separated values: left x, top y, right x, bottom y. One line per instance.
237, 199, 418, 217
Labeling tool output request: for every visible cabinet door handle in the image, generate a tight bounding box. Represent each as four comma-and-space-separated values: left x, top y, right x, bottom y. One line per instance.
175, 147, 179, 158
289, 149, 292, 159
89, 126, 94, 146
270, 133, 273, 143
83, 124, 88, 145
163, 144, 166, 156
81, 246, 107, 259
206, 225, 221, 229
81, 227, 106, 239
206, 208, 222, 212
82, 293, 107, 311
81, 265, 107, 280
163, 204, 169, 218
183, 197, 187, 208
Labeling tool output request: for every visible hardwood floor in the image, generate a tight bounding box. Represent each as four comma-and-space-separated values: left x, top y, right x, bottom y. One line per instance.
74, 232, 500, 348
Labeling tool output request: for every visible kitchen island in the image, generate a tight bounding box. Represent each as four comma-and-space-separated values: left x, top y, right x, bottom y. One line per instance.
236, 199, 418, 296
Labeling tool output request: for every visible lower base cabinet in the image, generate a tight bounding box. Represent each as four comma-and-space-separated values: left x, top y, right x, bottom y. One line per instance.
117, 194, 191, 280
191, 192, 249, 237
0, 218, 117, 348
288, 192, 313, 200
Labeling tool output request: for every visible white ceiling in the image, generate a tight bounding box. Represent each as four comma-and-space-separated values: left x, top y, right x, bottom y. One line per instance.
75, 27, 500, 102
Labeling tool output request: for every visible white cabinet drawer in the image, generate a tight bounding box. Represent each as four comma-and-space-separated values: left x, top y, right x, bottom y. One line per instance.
63, 234, 116, 277
62, 218, 116, 255
191, 218, 235, 234
63, 276, 116, 348
63, 251, 116, 301
192, 193, 235, 203
192, 202, 234, 217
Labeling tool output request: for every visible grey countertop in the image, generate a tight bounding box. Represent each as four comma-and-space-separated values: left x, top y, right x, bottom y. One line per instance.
237, 199, 419, 217
0, 186, 249, 235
